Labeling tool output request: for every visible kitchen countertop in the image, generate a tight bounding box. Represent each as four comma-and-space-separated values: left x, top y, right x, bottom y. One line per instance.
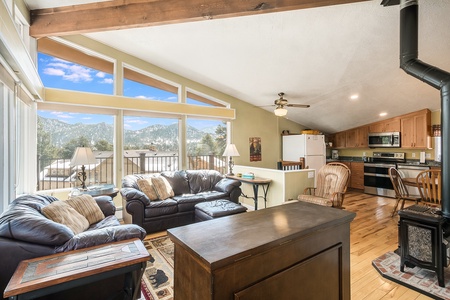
326, 157, 441, 167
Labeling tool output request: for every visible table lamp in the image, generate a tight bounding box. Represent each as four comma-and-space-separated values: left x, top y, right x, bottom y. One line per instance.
222, 144, 240, 175
70, 147, 97, 190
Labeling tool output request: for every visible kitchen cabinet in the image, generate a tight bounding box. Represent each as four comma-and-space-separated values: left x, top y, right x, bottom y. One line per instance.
369, 118, 400, 133
346, 126, 368, 148
340, 161, 364, 190
350, 162, 364, 190
335, 131, 347, 148
400, 109, 431, 149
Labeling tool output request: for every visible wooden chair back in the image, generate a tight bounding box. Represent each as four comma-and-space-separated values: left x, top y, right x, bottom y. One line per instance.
416, 169, 441, 206
278, 160, 304, 170
388, 167, 421, 216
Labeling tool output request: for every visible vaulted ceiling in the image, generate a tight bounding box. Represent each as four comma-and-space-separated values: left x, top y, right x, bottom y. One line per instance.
26, 0, 449, 133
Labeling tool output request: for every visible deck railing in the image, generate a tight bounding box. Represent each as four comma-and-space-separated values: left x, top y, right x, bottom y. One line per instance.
37, 154, 227, 191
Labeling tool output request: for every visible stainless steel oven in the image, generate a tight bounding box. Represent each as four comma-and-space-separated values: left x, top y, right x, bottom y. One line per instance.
364, 152, 406, 197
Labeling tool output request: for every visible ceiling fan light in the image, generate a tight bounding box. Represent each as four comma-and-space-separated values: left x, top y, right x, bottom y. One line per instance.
274, 107, 287, 116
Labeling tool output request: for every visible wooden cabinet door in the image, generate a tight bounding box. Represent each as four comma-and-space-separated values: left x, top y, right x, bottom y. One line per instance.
401, 110, 430, 148
401, 116, 415, 148
335, 132, 346, 148
414, 113, 429, 148
350, 162, 364, 190
384, 118, 401, 132
345, 129, 357, 148
357, 126, 368, 147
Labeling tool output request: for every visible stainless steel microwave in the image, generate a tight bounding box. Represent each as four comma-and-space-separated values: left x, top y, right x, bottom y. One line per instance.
368, 132, 401, 148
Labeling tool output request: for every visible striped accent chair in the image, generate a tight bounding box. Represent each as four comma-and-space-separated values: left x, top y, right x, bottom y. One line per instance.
297, 162, 351, 208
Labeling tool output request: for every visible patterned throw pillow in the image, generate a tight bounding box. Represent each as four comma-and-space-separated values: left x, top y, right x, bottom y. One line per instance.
151, 176, 175, 200
66, 194, 105, 225
137, 178, 159, 201
42, 201, 89, 235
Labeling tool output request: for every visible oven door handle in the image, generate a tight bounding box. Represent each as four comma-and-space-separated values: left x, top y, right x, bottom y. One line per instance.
364, 173, 390, 178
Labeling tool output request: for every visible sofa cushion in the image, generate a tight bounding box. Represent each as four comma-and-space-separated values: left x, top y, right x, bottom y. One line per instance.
66, 194, 105, 225
161, 171, 190, 195
173, 194, 206, 212
186, 170, 224, 194
198, 191, 229, 201
42, 201, 90, 234
152, 176, 175, 200
137, 178, 159, 201
144, 199, 178, 217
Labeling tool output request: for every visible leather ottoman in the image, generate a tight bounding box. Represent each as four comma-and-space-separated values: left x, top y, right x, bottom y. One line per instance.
195, 200, 247, 222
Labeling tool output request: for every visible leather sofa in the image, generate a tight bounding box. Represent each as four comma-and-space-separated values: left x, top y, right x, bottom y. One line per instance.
121, 170, 242, 233
0, 194, 146, 300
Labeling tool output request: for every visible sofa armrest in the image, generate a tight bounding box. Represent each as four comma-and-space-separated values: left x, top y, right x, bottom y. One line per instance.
303, 187, 317, 195
94, 196, 116, 217
214, 178, 242, 193
120, 187, 151, 206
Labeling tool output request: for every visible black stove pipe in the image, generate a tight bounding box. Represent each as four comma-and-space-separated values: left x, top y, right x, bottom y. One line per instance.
382, 0, 450, 217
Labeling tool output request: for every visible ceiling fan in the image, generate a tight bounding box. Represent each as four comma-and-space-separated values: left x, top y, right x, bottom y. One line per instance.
273, 92, 310, 117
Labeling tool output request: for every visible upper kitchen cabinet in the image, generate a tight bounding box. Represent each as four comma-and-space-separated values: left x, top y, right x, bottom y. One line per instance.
334, 131, 347, 148
369, 118, 400, 133
346, 126, 368, 148
400, 109, 431, 149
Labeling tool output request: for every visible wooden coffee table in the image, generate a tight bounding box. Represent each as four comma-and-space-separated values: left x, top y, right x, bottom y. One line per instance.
3, 238, 149, 300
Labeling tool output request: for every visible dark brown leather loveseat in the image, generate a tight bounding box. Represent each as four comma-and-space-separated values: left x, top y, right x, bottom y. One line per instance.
0, 194, 146, 300
121, 170, 242, 233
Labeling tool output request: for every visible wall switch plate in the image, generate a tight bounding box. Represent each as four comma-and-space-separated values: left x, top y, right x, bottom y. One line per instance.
363, 152, 367, 156
412, 153, 416, 158
426, 153, 431, 159
308, 171, 314, 178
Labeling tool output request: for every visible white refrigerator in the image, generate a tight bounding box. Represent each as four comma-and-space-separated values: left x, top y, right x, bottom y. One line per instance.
282, 134, 326, 183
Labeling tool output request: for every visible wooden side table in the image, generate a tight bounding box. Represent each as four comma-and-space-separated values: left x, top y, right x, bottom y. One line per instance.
3, 239, 149, 300
226, 175, 271, 210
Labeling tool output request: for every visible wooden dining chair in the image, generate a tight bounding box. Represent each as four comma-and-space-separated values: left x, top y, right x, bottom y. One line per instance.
277, 160, 304, 170
416, 169, 441, 207
388, 167, 421, 217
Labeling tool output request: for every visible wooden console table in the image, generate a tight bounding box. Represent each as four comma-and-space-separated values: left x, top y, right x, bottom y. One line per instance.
3, 239, 149, 300
168, 202, 356, 300
226, 175, 271, 210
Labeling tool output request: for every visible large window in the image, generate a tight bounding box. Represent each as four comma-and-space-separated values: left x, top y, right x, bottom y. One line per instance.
187, 118, 227, 173
38, 53, 114, 95
37, 110, 114, 191
123, 116, 179, 174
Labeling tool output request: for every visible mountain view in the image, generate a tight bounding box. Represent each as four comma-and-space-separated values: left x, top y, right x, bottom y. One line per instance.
38, 116, 225, 154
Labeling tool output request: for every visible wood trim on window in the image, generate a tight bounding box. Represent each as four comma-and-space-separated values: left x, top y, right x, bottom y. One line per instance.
38, 37, 113, 74
186, 91, 226, 107
123, 68, 178, 94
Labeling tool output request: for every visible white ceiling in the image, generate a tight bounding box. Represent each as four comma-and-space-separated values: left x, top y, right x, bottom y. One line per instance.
27, 0, 450, 133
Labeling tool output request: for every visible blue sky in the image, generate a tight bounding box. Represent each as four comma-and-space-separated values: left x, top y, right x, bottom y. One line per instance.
37, 53, 222, 131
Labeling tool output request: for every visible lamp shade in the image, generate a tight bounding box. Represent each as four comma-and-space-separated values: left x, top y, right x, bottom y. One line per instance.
274, 107, 288, 117
222, 144, 240, 157
70, 147, 97, 166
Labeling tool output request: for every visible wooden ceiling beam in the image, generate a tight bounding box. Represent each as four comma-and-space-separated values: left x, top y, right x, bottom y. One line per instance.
30, 0, 369, 38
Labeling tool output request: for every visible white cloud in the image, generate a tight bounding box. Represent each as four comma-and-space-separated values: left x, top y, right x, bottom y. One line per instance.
44, 68, 65, 76
96, 72, 105, 78
100, 78, 113, 84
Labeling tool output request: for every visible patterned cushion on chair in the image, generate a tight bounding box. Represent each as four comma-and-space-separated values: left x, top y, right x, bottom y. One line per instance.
297, 194, 333, 207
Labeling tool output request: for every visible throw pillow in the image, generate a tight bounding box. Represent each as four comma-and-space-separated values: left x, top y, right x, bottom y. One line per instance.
42, 201, 89, 235
66, 194, 105, 225
137, 178, 159, 201
151, 176, 175, 200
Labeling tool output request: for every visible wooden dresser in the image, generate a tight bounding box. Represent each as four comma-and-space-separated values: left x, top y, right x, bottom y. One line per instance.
168, 202, 356, 300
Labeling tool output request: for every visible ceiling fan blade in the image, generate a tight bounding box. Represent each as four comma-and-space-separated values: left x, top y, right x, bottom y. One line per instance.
286, 104, 310, 108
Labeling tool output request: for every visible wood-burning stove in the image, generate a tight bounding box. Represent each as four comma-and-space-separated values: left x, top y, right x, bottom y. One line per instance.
398, 205, 449, 287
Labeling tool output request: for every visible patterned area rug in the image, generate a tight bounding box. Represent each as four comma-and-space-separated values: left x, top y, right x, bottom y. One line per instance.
372, 251, 450, 300
141, 236, 174, 300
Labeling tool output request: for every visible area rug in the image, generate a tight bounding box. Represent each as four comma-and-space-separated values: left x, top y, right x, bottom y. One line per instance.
372, 251, 450, 300
141, 235, 174, 300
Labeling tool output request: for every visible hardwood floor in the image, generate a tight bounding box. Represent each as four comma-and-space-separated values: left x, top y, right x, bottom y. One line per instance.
345, 190, 432, 300
145, 190, 432, 299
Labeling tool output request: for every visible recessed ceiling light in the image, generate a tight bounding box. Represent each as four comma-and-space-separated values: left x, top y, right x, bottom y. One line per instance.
379, 112, 387, 117
350, 94, 359, 100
